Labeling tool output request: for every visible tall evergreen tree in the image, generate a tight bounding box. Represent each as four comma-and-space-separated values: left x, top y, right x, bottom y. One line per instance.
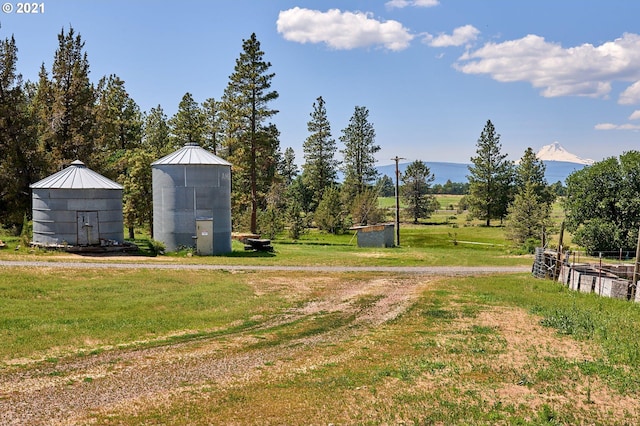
278, 146, 299, 186
128, 104, 172, 238
202, 97, 221, 155
39, 26, 96, 171
143, 105, 171, 158
0, 36, 43, 228
504, 147, 555, 248
377, 175, 395, 197
220, 33, 279, 233
505, 181, 552, 249
467, 120, 514, 226
302, 96, 339, 210
340, 106, 380, 200
515, 147, 555, 207
94, 74, 142, 179
120, 148, 154, 239
401, 160, 436, 224
169, 92, 204, 147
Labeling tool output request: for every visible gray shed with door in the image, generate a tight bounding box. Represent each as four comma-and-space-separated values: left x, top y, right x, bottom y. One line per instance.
152, 143, 232, 254
30, 160, 124, 247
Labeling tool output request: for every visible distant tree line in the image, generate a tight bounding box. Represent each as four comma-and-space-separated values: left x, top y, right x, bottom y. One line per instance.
463, 119, 640, 254
1, 27, 434, 240
2, 26, 584, 249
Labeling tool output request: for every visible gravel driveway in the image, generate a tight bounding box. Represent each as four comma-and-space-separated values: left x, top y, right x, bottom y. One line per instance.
0, 259, 530, 275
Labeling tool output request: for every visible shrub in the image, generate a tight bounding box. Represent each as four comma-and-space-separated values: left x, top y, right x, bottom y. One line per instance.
147, 239, 166, 256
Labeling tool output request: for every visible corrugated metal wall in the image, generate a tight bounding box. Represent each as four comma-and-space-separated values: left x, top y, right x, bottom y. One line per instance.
32, 188, 124, 246
152, 163, 232, 254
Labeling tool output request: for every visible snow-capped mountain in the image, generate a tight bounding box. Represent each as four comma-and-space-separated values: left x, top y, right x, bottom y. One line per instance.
536, 142, 594, 165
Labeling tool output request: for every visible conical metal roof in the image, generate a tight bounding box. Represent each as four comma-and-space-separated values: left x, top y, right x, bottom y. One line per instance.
152, 143, 231, 166
30, 160, 123, 190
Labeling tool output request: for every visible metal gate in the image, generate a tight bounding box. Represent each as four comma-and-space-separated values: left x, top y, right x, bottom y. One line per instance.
77, 211, 99, 245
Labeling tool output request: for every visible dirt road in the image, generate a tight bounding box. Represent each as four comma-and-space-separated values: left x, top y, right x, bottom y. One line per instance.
0, 261, 530, 425
0, 259, 530, 275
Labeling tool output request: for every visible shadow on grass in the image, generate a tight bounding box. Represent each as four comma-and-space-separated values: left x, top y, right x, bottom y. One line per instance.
274, 240, 355, 247
223, 250, 277, 258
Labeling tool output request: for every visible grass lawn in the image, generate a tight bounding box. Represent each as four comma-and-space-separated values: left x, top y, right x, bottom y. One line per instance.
2, 268, 640, 424
2, 194, 640, 424
0, 194, 539, 267
0, 268, 286, 361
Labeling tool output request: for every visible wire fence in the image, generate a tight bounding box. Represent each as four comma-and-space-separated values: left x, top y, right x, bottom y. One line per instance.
565, 249, 637, 265
533, 247, 640, 301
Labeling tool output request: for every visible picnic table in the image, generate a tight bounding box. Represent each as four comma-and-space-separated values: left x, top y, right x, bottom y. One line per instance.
244, 238, 273, 252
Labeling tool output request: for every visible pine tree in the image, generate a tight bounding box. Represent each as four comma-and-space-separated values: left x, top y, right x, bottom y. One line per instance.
0, 36, 44, 228
401, 160, 436, 224
505, 182, 551, 249
42, 26, 96, 171
120, 148, 154, 239
131, 104, 172, 238
340, 106, 380, 200
169, 92, 204, 147
467, 120, 514, 226
515, 147, 555, 207
202, 97, 221, 155
302, 96, 339, 210
278, 147, 299, 186
505, 147, 555, 248
143, 105, 172, 157
94, 74, 142, 179
220, 33, 279, 233
315, 187, 348, 234
377, 175, 395, 197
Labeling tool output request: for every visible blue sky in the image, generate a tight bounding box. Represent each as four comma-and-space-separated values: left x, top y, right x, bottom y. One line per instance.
3, 0, 640, 166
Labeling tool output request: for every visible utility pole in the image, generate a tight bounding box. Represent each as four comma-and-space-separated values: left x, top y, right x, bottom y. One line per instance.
632, 226, 640, 301
392, 156, 405, 246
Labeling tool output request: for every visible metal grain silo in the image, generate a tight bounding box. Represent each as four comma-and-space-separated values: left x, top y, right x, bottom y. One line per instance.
30, 160, 124, 247
152, 143, 232, 254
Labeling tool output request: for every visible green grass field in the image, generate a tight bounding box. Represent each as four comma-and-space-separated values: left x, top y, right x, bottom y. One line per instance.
3, 195, 638, 424
0, 268, 286, 360
2, 268, 640, 424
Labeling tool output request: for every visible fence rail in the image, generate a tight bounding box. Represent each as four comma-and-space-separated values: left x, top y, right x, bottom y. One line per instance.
533, 248, 639, 302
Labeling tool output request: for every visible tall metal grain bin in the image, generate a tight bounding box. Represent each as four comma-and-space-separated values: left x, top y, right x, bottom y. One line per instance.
30, 160, 124, 247
152, 143, 232, 254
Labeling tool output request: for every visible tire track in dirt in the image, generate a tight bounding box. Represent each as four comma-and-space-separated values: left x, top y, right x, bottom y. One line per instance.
0, 275, 433, 425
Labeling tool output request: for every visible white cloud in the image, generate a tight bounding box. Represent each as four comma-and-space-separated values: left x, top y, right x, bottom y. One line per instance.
424, 25, 480, 47
277, 7, 414, 51
456, 33, 640, 100
619, 81, 640, 105
385, 0, 439, 9
595, 123, 618, 130
630, 110, 640, 120
595, 122, 640, 130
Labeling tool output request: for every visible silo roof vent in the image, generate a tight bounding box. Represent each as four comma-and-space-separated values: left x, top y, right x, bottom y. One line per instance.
30, 160, 123, 190
152, 143, 231, 166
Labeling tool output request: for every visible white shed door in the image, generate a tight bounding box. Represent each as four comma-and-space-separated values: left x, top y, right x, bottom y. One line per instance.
77, 211, 99, 245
